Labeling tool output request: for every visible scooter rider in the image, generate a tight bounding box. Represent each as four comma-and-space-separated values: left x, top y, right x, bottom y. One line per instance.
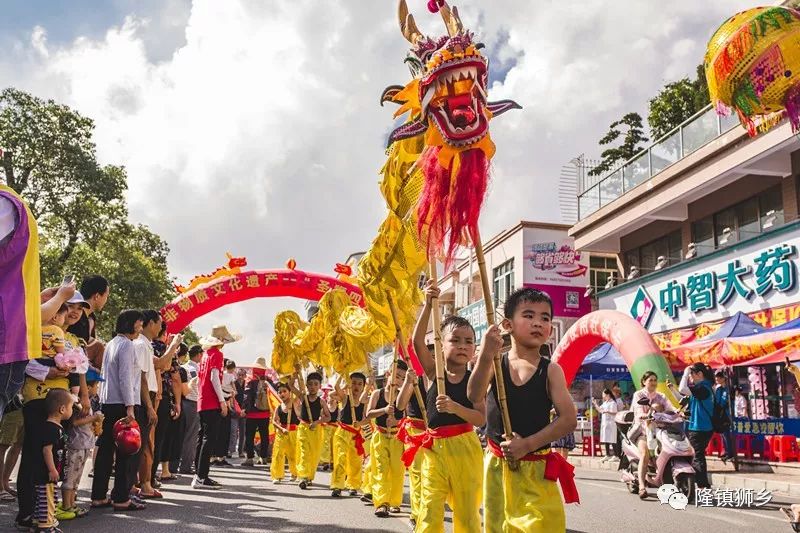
629, 371, 675, 500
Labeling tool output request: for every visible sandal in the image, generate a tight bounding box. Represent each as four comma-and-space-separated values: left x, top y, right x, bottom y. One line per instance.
141, 489, 163, 499
114, 501, 146, 512
90, 500, 112, 509
0, 490, 15, 501
159, 475, 179, 482
69, 506, 89, 518
639, 488, 648, 500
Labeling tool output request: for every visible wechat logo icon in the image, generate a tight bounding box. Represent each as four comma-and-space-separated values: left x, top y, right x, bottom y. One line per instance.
657, 484, 688, 510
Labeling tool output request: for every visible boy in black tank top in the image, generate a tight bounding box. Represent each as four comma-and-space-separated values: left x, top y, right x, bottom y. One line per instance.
467, 288, 579, 533
410, 281, 486, 533
292, 372, 330, 490
395, 367, 427, 529
270, 383, 300, 484
319, 393, 339, 472
330, 372, 368, 497
365, 360, 407, 518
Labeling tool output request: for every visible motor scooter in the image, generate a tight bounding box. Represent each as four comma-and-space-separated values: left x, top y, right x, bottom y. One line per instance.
616, 397, 696, 500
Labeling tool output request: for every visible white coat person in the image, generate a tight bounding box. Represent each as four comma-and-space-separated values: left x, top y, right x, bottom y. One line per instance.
594, 389, 620, 461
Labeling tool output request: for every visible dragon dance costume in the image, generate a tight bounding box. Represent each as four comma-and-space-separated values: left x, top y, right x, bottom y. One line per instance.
370, 388, 406, 511
330, 398, 366, 492
270, 404, 298, 482
296, 396, 325, 483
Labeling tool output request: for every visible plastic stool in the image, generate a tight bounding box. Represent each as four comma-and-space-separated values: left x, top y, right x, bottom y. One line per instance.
735, 434, 755, 459
705, 433, 724, 456
772, 435, 800, 462
581, 436, 603, 457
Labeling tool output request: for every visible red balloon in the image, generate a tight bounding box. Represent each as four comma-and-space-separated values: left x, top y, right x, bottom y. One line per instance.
116, 426, 142, 456
113, 418, 139, 439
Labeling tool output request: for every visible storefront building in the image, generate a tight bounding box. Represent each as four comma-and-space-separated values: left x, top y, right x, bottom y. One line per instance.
569, 95, 800, 436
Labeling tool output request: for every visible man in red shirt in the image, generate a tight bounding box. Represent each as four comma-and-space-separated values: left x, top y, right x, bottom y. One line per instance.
193, 325, 241, 490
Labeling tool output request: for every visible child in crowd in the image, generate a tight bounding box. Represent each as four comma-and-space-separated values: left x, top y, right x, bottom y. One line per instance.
408, 281, 486, 533
270, 383, 299, 484
34, 389, 73, 533
60, 369, 105, 519
41, 306, 69, 359
468, 288, 578, 533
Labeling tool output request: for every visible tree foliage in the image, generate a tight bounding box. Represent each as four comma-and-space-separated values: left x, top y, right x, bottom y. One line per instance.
0, 87, 181, 340
647, 64, 711, 140
588, 112, 649, 177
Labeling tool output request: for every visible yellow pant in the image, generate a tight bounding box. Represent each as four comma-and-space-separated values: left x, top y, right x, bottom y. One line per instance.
320, 424, 336, 464
296, 423, 324, 481
372, 430, 405, 508
331, 426, 363, 490
405, 425, 425, 521
417, 430, 483, 533
483, 452, 565, 533
270, 429, 297, 481
362, 435, 374, 495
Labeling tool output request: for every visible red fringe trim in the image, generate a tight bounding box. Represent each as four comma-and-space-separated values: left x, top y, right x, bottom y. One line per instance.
416, 147, 489, 268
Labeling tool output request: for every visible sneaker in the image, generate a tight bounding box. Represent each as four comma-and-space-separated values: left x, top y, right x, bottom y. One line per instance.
15, 517, 33, 531
255, 457, 264, 465
67, 506, 88, 518
348, 489, 358, 497
55, 505, 76, 521
238, 452, 245, 458
360, 494, 373, 503
272, 479, 280, 485
193, 477, 222, 490
375, 504, 389, 518
331, 489, 342, 497
299, 480, 309, 490
390, 506, 401, 514
217, 459, 232, 467
241, 459, 254, 467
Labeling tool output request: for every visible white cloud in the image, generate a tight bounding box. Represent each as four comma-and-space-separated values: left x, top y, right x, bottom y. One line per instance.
0, 0, 759, 363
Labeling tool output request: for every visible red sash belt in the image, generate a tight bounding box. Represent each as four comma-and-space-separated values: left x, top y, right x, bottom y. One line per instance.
401, 423, 473, 468
287, 424, 298, 431
396, 417, 426, 445
376, 425, 399, 435
338, 422, 365, 456
487, 439, 580, 504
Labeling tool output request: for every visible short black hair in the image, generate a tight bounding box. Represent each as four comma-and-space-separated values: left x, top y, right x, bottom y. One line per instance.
690, 363, 714, 382
80, 275, 109, 300
277, 382, 290, 392
350, 372, 366, 384
115, 309, 144, 335
503, 287, 553, 319
45, 388, 73, 416
177, 343, 189, 357
441, 315, 474, 336
640, 370, 658, 387
603, 388, 614, 399
307, 372, 322, 383
395, 359, 408, 371
141, 309, 162, 328
225, 360, 236, 369
188, 345, 203, 358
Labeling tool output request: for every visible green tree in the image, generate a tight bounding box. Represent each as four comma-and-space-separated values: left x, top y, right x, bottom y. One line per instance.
588, 112, 649, 177
647, 64, 711, 140
1, 87, 179, 340
0, 88, 127, 263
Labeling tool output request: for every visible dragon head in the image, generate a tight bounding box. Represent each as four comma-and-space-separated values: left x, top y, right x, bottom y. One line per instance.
384, 0, 519, 150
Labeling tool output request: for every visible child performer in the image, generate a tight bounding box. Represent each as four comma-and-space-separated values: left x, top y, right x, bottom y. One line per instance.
406, 281, 485, 533
467, 288, 579, 533
270, 383, 300, 484
330, 372, 368, 497
396, 365, 426, 529
366, 360, 407, 518
319, 390, 337, 471
293, 372, 330, 490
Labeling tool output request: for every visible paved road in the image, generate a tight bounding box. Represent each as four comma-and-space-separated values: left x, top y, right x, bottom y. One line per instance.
0, 459, 796, 532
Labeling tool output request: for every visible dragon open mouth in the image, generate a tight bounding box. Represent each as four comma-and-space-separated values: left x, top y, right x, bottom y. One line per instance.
420, 57, 488, 146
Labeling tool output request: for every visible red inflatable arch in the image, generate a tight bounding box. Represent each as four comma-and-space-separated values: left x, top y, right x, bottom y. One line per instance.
161, 269, 363, 334
551, 310, 674, 396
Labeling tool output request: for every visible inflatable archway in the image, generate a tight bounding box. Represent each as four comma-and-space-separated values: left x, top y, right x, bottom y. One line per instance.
551, 310, 674, 399
161, 268, 363, 334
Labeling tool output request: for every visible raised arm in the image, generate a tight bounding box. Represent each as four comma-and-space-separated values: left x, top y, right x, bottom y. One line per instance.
396, 368, 417, 411
467, 325, 502, 403
413, 281, 438, 380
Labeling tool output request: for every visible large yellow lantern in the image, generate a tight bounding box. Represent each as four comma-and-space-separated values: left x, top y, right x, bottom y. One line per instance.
705, 6, 800, 136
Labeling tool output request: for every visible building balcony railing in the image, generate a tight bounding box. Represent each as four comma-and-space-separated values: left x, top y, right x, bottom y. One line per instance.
578, 105, 742, 220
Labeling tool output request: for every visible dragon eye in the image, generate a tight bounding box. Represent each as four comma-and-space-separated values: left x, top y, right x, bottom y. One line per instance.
476, 42, 485, 50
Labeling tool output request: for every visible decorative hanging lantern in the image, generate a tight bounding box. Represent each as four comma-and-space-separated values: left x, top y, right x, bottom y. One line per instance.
705, 6, 800, 136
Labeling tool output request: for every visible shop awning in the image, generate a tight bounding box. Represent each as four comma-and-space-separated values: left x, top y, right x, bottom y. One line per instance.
702, 312, 766, 340
664, 325, 800, 368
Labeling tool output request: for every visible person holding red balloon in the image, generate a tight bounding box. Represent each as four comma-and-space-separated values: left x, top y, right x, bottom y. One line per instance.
90, 310, 146, 512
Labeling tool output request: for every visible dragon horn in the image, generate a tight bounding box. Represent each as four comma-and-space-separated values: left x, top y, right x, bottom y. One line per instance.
438, 1, 463, 36
398, 0, 423, 44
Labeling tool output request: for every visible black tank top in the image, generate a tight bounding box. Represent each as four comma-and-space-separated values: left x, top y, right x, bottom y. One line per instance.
340, 397, 365, 425
329, 407, 339, 423
486, 354, 552, 451
376, 388, 404, 428
300, 396, 323, 423
278, 404, 298, 426
426, 370, 474, 429
405, 377, 424, 420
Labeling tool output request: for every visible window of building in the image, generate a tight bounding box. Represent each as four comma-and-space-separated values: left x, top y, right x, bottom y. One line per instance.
624, 231, 682, 275
590, 256, 618, 293
691, 184, 784, 256
492, 260, 514, 312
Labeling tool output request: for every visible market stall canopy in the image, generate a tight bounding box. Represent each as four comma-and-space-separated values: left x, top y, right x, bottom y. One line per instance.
702, 312, 766, 340
574, 343, 631, 381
